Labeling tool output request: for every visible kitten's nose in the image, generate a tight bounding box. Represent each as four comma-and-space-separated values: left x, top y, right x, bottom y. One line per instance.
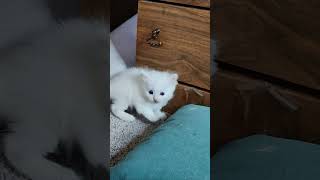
153, 98, 159, 103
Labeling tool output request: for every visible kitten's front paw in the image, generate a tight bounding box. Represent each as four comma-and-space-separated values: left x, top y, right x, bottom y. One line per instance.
158, 111, 167, 120
149, 116, 159, 122
143, 113, 159, 122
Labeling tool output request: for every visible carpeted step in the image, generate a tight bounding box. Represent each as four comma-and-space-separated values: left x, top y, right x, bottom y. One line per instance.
110, 113, 160, 165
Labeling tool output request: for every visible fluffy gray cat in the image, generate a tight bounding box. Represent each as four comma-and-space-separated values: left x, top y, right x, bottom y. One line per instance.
0, 0, 108, 178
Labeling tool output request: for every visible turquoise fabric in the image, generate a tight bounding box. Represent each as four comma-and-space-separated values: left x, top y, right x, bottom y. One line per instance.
111, 104, 210, 180
212, 135, 320, 180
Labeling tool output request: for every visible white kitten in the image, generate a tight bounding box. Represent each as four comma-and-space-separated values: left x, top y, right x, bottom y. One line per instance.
110, 67, 178, 122
110, 39, 127, 77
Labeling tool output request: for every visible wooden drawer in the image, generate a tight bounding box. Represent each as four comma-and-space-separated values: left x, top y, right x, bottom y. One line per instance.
212, 69, 320, 152
158, 0, 210, 8
136, 0, 210, 90
215, 0, 320, 90
164, 83, 210, 114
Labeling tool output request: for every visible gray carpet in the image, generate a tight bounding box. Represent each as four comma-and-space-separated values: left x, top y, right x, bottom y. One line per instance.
110, 114, 148, 158
110, 113, 161, 166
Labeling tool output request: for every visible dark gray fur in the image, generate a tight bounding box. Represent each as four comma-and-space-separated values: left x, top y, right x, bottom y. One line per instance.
0, 19, 108, 180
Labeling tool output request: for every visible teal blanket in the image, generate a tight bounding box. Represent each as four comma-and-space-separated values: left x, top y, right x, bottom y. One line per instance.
213, 135, 320, 180
111, 104, 210, 180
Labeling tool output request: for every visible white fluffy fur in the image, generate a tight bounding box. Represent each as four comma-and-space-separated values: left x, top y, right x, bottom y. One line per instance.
110, 67, 178, 122
110, 39, 126, 77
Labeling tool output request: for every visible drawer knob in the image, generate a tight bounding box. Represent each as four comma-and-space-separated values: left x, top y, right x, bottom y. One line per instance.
146, 28, 162, 48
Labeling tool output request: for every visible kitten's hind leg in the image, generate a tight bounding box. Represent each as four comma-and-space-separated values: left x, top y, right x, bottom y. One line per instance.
4, 133, 81, 180
111, 101, 135, 121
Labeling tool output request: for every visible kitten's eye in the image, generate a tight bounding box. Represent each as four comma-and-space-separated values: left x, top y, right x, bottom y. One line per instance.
149, 90, 153, 95
160, 92, 165, 96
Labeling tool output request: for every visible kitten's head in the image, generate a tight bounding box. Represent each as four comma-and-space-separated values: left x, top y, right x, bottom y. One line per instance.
140, 69, 178, 104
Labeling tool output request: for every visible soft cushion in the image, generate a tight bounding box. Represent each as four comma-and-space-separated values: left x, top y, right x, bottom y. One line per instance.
212, 135, 320, 180
111, 104, 210, 180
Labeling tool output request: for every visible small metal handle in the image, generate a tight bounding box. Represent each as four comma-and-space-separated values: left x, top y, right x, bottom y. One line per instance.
146, 28, 162, 47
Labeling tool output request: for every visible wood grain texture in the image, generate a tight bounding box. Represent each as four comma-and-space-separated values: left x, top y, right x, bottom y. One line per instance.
164, 83, 210, 114
158, 0, 210, 8
212, 70, 320, 154
136, 1, 210, 90
215, 0, 320, 90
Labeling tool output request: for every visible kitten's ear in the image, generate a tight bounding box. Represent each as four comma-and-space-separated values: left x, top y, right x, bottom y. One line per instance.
171, 73, 179, 81
140, 71, 149, 82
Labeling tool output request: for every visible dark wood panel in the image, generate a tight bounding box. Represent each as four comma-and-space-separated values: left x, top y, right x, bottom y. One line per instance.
164, 83, 210, 114
212, 69, 320, 154
111, 0, 138, 31
80, 0, 108, 18
158, 0, 210, 8
214, 0, 320, 90
136, 1, 210, 90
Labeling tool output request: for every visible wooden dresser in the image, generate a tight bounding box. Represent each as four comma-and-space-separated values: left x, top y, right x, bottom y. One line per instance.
136, 0, 211, 114
212, 0, 320, 153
